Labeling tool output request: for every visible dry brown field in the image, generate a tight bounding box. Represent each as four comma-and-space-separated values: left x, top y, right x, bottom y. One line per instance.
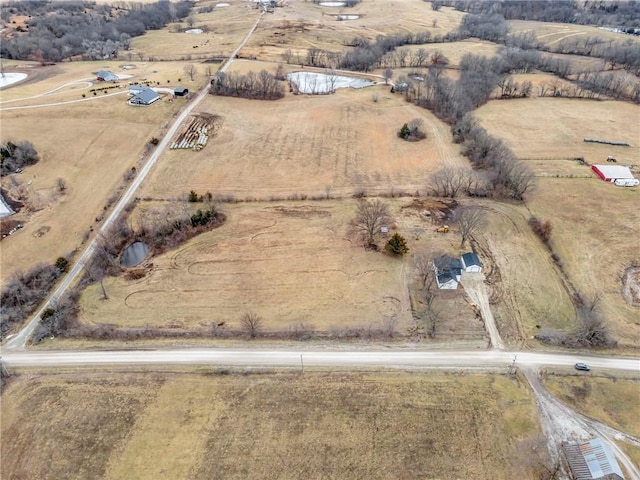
508, 20, 640, 48
543, 370, 640, 437
0, 62, 195, 285
241, 1, 465, 63
79, 198, 482, 339
476, 98, 640, 347
142, 84, 466, 200
1, 371, 545, 480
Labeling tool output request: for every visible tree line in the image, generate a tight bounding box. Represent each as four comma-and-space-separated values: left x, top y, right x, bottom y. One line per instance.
210, 70, 284, 100
1, 1, 192, 62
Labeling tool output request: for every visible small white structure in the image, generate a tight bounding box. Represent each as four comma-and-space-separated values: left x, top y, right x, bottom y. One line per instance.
461, 252, 482, 273
592, 164, 639, 187
436, 272, 458, 290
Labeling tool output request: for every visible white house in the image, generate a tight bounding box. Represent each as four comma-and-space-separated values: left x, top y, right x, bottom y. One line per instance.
461, 252, 482, 273
433, 255, 463, 289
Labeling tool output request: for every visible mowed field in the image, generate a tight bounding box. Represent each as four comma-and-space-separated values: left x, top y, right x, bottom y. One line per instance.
79, 197, 482, 335
0, 62, 196, 285
1, 371, 545, 480
142, 84, 467, 200
476, 98, 640, 346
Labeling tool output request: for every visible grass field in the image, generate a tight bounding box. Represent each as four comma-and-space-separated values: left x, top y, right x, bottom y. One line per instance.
142, 84, 466, 200
475, 98, 640, 347
1, 371, 545, 480
79, 198, 482, 338
0, 61, 199, 285
543, 370, 640, 437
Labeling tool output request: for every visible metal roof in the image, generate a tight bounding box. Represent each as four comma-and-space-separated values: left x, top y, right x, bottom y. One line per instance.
563, 439, 624, 480
132, 88, 159, 104
461, 252, 481, 267
592, 165, 635, 180
96, 70, 118, 81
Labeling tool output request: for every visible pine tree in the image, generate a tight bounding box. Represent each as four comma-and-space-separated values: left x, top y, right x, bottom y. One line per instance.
385, 233, 409, 255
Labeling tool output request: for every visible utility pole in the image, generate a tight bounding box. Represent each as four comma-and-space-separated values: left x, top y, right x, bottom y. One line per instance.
300, 354, 304, 374
508, 354, 517, 377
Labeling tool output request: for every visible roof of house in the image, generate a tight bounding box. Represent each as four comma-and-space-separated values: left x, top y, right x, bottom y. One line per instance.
434, 255, 462, 271
592, 164, 635, 180
461, 252, 482, 267
132, 88, 159, 104
96, 70, 118, 81
563, 439, 624, 480
174, 87, 188, 93
437, 272, 457, 285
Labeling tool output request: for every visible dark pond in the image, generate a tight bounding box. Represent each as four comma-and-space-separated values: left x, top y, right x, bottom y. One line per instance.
120, 241, 150, 267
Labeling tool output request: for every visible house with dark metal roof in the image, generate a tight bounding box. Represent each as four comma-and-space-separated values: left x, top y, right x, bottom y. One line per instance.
128, 86, 160, 106
461, 252, 482, 273
562, 438, 624, 480
433, 255, 462, 289
96, 70, 119, 82
174, 87, 189, 96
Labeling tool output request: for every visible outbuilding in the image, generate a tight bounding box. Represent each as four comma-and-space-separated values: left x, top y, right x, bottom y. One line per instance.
436, 271, 458, 290
461, 252, 482, 273
128, 86, 160, 106
96, 70, 119, 82
174, 87, 189, 96
562, 438, 624, 480
591, 165, 639, 187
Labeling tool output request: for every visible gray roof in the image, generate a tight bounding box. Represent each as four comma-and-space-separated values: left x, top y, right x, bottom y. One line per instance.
434, 255, 462, 271
132, 88, 159, 104
437, 272, 457, 285
96, 70, 118, 81
462, 252, 482, 267
174, 87, 188, 93
563, 439, 624, 480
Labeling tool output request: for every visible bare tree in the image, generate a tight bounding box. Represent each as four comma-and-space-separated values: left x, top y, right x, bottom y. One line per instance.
349, 199, 392, 247
414, 252, 438, 311
383, 316, 399, 338
452, 206, 486, 248
56, 177, 67, 193
384, 67, 393, 85
184, 64, 196, 81
429, 167, 468, 198
241, 312, 263, 338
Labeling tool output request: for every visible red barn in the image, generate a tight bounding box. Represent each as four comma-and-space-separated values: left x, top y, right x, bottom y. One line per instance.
591, 165, 639, 187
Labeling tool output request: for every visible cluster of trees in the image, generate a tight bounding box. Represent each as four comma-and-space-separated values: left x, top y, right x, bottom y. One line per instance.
210, 70, 284, 100
398, 118, 427, 141
1, 1, 192, 61
0, 259, 68, 339
1, 140, 39, 176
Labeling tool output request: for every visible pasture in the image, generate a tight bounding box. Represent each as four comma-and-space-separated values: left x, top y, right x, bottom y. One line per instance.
476, 98, 640, 347
79, 198, 481, 339
0, 61, 191, 284
141, 85, 467, 201
1, 371, 545, 480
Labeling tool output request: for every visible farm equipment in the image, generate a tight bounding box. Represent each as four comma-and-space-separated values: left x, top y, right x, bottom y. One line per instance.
436, 225, 449, 233
606, 156, 617, 163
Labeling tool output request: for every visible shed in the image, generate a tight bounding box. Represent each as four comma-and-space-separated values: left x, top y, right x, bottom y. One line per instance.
128, 86, 160, 106
562, 438, 624, 480
461, 252, 482, 273
96, 70, 118, 82
591, 165, 639, 187
174, 87, 189, 96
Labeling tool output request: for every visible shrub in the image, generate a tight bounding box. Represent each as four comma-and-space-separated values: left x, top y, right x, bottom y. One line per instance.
385, 233, 409, 255
150, 137, 159, 145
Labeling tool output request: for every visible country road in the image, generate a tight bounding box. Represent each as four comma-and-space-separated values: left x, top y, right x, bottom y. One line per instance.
3, 11, 264, 351
2, 348, 639, 371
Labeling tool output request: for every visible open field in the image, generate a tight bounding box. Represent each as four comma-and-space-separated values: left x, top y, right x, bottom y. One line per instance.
543, 369, 640, 437
79, 198, 482, 338
142, 85, 467, 200
0, 61, 194, 285
1, 371, 545, 480
508, 19, 640, 49
241, 1, 465, 63
476, 98, 640, 347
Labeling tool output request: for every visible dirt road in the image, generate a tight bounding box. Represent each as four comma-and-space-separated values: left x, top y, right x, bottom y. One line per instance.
460, 271, 506, 349
523, 368, 640, 480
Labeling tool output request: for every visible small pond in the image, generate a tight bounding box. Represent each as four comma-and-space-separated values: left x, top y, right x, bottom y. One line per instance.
121, 241, 150, 267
